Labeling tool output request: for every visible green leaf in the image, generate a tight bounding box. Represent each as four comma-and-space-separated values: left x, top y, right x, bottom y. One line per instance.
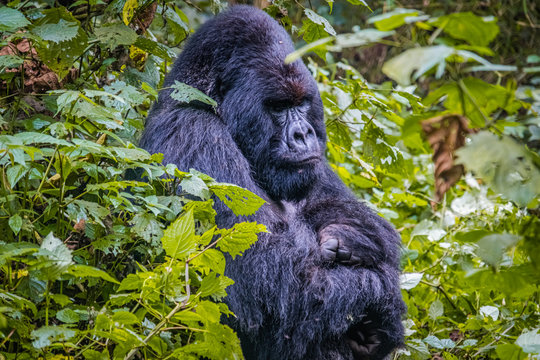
31, 18, 79, 43
0, 7, 30, 32
382, 45, 454, 85
180, 174, 211, 200
33, 232, 73, 281
83, 349, 110, 360
56, 308, 80, 323
456, 131, 540, 206
33, 7, 88, 79
368, 8, 423, 31
304, 9, 336, 36
216, 222, 266, 259
67, 264, 120, 284
424, 335, 455, 349
334, 29, 395, 49
95, 23, 138, 48
0, 54, 24, 70
170, 81, 217, 107
400, 272, 423, 290
424, 78, 522, 127
430, 12, 499, 46
516, 329, 540, 354
479, 305, 499, 320
6, 164, 27, 188
112, 311, 139, 325
428, 299, 444, 320
496, 344, 527, 360
209, 183, 266, 216
0, 132, 72, 146
199, 273, 234, 299
161, 208, 196, 260
8, 214, 23, 235
475, 233, 520, 266
190, 248, 226, 275
31, 325, 76, 349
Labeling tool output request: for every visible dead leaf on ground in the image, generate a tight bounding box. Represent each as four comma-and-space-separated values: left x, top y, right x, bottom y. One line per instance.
0, 38, 78, 93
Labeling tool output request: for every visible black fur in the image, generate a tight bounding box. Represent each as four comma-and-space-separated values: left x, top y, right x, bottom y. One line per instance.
140, 6, 405, 360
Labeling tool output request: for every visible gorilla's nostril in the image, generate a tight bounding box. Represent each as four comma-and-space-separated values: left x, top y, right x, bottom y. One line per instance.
294, 132, 304, 142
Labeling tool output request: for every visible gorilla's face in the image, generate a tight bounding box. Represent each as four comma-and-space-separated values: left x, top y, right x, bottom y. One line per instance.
221, 64, 326, 201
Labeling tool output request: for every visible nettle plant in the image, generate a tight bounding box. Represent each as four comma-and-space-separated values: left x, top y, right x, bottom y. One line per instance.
0, 85, 267, 359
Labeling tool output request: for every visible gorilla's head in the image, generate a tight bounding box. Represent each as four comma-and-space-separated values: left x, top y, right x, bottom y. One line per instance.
165, 6, 327, 201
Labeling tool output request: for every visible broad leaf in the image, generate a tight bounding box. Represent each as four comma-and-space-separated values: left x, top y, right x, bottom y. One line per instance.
161, 208, 196, 260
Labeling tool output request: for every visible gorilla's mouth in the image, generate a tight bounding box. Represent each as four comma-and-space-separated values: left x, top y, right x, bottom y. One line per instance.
294, 156, 320, 165
284, 155, 320, 166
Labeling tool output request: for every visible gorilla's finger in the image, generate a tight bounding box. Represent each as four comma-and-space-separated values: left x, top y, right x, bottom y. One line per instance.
320, 238, 338, 261
336, 246, 352, 262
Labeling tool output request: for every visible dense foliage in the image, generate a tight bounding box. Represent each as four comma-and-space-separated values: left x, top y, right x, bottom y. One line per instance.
0, 0, 538, 359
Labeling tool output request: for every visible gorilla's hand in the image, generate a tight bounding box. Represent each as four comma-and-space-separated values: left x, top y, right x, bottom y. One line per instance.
319, 224, 383, 266
346, 318, 382, 360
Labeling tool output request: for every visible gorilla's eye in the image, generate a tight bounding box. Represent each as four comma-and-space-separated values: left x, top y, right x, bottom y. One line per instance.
265, 99, 293, 113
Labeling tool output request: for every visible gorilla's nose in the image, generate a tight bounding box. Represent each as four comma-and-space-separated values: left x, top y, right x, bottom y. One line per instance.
288, 121, 318, 153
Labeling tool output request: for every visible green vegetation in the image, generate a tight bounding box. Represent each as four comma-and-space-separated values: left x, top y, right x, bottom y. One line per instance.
0, 0, 538, 359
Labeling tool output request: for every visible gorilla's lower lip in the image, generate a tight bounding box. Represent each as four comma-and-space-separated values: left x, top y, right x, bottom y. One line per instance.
291, 156, 320, 165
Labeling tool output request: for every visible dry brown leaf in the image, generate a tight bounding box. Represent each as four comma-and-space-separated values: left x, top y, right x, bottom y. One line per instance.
0, 38, 78, 93
422, 114, 473, 207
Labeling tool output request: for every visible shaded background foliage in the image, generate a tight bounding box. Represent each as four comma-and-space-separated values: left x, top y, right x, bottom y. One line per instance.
0, 0, 539, 359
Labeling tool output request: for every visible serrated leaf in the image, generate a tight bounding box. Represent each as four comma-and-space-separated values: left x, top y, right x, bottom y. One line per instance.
199, 273, 234, 299
6, 164, 28, 188
180, 174, 211, 199
304, 9, 336, 36
190, 248, 225, 275
161, 208, 196, 260
31, 18, 79, 43
3, 132, 71, 146
33, 7, 88, 79
475, 233, 520, 266
31, 326, 76, 349
112, 311, 139, 325
209, 183, 265, 216
424, 335, 455, 349
479, 305, 499, 320
56, 308, 80, 323
67, 264, 120, 284
400, 272, 423, 290
516, 329, 540, 354
95, 23, 138, 48
456, 131, 540, 206
8, 214, 23, 235
170, 81, 217, 107
0, 7, 30, 32
0, 54, 24, 70
216, 222, 266, 259
33, 232, 73, 281
428, 299, 444, 320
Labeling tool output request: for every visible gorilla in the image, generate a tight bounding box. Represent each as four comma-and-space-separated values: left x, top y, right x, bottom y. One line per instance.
140, 6, 405, 360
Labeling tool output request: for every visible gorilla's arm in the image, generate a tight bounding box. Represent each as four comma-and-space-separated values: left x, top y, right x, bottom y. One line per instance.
302, 165, 402, 268
140, 106, 270, 228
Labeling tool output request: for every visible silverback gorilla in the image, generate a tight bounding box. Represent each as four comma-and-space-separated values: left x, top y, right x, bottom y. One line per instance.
140, 6, 405, 360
